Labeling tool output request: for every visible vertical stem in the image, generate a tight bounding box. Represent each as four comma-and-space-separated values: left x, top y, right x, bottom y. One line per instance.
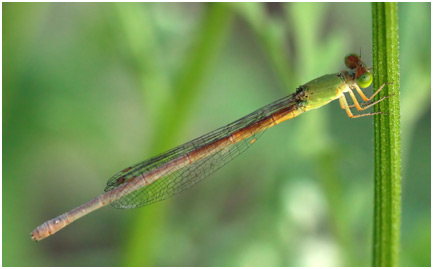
371, 3, 402, 267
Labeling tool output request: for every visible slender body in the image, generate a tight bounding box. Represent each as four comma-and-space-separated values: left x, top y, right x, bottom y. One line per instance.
31, 54, 390, 241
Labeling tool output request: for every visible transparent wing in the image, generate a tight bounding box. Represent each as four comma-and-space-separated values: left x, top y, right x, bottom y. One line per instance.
105, 92, 299, 208
111, 133, 262, 208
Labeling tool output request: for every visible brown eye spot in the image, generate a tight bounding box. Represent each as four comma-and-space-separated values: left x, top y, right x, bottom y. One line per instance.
116, 176, 126, 185
121, 167, 132, 173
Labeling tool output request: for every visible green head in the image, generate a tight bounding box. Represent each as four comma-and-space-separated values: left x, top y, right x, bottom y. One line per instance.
344, 53, 373, 88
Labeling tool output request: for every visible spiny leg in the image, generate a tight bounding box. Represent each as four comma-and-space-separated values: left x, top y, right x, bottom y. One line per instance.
353, 82, 393, 102
339, 96, 346, 109
346, 88, 394, 111
347, 94, 394, 110
339, 94, 384, 118
347, 89, 365, 111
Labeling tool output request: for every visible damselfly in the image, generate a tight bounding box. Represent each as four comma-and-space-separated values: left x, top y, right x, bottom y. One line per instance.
31, 53, 391, 241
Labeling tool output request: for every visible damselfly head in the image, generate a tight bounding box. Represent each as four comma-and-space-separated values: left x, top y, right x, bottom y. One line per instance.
356, 71, 373, 88
344, 53, 373, 88
344, 53, 361, 69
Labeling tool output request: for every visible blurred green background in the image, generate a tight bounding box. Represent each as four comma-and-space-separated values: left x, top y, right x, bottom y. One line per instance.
3, 2, 430, 266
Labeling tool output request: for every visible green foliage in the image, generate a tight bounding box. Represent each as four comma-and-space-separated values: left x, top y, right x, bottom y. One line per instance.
3, 3, 430, 267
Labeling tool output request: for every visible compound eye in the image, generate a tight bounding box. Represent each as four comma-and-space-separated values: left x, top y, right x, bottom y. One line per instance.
356, 71, 373, 88
344, 53, 360, 69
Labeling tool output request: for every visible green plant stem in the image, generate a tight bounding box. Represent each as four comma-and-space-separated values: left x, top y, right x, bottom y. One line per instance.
371, 2, 402, 267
